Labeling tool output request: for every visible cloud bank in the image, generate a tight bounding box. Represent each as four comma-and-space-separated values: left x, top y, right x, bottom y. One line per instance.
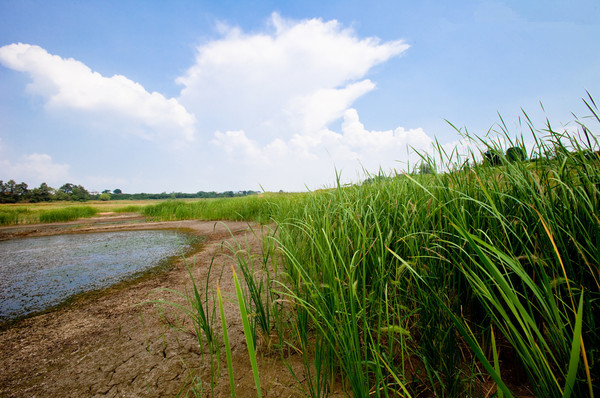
0, 138, 71, 186
1, 14, 436, 192
0, 43, 196, 142
177, 13, 409, 140
179, 13, 432, 190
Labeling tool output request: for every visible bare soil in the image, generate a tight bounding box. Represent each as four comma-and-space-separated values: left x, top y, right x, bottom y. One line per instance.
0, 215, 315, 397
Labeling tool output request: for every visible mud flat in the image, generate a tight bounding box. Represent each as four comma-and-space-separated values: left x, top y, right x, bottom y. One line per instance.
0, 216, 310, 397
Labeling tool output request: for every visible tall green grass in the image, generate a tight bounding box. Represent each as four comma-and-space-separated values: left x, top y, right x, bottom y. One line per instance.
156, 96, 599, 396
142, 192, 312, 224
0, 204, 107, 224
113, 204, 143, 213
272, 104, 597, 396
38, 206, 98, 223
0, 207, 33, 225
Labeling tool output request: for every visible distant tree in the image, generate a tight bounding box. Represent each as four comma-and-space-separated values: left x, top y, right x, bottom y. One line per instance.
0, 180, 29, 202
506, 146, 527, 162
113, 188, 122, 194
55, 183, 73, 201
484, 149, 502, 166
102, 189, 111, 194
59, 183, 75, 195
29, 182, 54, 202
71, 185, 90, 201
98, 193, 111, 201
0, 180, 17, 203
56, 183, 89, 201
418, 162, 433, 175
4, 179, 16, 194
15, 182, 29, 199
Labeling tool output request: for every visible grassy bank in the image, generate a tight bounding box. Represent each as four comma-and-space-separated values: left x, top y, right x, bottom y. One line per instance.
0, 199, 163, 225
38, 206, 98, 223
142, 192, 313, 224
154, 99, 599, 397
0, 204, 100, 225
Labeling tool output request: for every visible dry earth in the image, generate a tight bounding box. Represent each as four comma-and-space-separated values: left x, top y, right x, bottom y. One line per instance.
0, 215, 318, 397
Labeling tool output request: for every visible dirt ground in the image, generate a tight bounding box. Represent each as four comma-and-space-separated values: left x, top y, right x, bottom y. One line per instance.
0, 215, 314, 397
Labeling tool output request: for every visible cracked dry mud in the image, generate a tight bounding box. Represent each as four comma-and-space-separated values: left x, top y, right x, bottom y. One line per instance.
0, 218, 313, 397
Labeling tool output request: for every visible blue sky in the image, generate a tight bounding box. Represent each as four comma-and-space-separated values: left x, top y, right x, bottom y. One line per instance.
1, 0, 599, 193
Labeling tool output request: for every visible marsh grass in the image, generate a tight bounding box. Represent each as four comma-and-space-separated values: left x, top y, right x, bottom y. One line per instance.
0, 207, 32, 225
142, 255, 223, 395
217, 283, 236, 397
0, 200, 151, 225
113, 204, 143, 213
142, 192, 311, 223
150, 96, 599, 397
38, 206, 98, 223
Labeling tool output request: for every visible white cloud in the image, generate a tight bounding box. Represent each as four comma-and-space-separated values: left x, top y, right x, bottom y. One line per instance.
0, 15, 435, 192
341, 108, 432, 151
201, 109, 435, 191
177, 13, 409, 142
0, 43, 196, 142
1, 152, 71, 187
289, 80, 376, 134
175, 13, 434, 190
211, 130, 264, 160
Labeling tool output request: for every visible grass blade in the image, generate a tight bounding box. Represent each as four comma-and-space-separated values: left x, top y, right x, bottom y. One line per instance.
217, 283, 236, 398
233, 266, 262, 397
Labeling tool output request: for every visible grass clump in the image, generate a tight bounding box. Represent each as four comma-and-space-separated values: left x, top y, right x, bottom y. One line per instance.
113, 204, 143, 213
0, 207, 33, 225
142, 192, 310, 224
38, 206, 98, 223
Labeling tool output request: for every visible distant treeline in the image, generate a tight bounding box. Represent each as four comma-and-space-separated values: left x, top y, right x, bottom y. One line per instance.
110, 190, 260, 200
0, 179, 259, 203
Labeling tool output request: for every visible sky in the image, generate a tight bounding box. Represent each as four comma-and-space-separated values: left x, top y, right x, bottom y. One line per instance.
1, 0, 599, 193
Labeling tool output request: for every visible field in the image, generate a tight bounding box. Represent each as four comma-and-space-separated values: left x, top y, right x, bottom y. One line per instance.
0, 199, 174, 225
2, 103, 599, 397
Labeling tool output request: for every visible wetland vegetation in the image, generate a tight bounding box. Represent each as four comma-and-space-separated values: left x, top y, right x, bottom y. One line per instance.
2, 96, 599, 397
145, 98, 599, 397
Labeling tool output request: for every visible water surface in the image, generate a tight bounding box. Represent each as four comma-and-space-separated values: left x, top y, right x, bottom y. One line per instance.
0, 230, 192, 320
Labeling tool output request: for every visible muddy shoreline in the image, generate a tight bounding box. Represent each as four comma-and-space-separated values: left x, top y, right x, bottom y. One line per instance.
0, 215, 309, 397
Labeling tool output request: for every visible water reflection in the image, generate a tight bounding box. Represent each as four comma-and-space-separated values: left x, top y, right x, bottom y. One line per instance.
0, 230, 191, 320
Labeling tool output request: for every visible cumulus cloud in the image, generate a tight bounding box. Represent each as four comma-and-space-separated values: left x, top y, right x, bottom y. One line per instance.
212, 130, 264, 159
0, 43, 196, 141
177, 13, 409, 141
175, 13, 435, 190
205, 109, 435, 190
0, 14, 435, 192
0, 150, 71, 187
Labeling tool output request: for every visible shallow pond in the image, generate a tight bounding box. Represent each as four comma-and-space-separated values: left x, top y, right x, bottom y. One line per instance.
0, 230, 193, 321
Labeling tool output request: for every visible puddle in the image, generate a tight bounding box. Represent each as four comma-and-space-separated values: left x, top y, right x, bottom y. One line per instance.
0, 230, 193, 320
